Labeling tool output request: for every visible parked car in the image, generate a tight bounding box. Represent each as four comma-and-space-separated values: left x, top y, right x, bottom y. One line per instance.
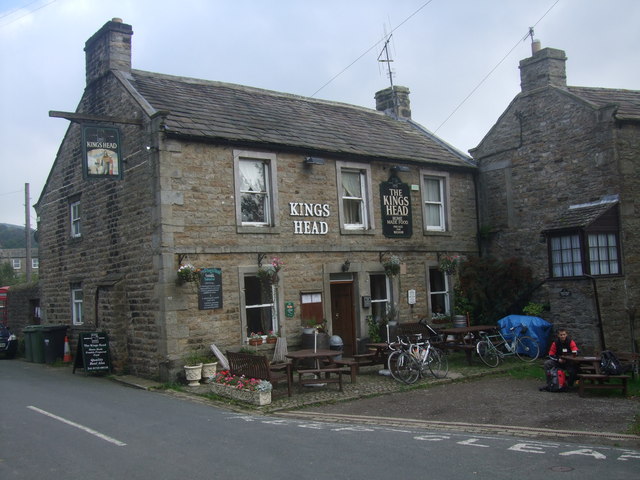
0, 325, 17, 359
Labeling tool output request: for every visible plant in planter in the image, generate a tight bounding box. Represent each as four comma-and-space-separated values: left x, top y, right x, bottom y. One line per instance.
248, 332, 263, 346
266, 330, 278, 344
210, 370, 273, 405
183, 350, 205, 387
383, 255, 401, 277
523, 302, 545, 318
257, 256, 284, 287
176, 263, 201, 285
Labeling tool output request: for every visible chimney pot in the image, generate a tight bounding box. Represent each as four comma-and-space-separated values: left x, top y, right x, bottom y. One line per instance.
84, 19, 133, 86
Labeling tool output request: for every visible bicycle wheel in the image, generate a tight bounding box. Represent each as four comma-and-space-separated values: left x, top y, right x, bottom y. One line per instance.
427, 348, 449, 379
396, 351, 420, 384
476, 340, 500, 367
515, 335, 540, 362
387, 350, 404, 382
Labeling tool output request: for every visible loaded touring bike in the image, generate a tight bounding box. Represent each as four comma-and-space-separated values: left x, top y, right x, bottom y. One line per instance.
475, 324, 540, 367
387, 333, 448, 384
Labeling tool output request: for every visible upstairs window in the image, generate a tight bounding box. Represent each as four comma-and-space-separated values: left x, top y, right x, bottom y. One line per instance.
70, 200, 81, 238
32, 258, 39, 269
422, 174, 447, 232
337, 162, 373, 232
234, 150, 279, 231
12, 259, 21, 270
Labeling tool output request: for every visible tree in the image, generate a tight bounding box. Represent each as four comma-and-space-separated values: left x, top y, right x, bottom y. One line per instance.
0, 262, 17, 286
457, 256, 536, 325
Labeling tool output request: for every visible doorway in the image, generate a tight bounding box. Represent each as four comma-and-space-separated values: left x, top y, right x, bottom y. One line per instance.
330, 281, 356, 355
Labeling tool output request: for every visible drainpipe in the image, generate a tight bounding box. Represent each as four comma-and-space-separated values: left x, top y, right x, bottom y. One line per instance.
584, 275, 606, 351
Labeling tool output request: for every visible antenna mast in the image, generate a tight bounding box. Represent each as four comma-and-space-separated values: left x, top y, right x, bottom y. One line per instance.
377, 32, 395, 91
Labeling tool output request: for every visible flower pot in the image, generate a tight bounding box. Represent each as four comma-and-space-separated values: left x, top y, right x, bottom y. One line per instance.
210, 383, 271, 406
266, 337, 277, 344
184, 363, 203, 387
201, 362, 218, 382
249, 338, 263, 346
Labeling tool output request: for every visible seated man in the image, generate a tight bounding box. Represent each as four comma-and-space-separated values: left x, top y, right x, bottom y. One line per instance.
544, 328, 579, 386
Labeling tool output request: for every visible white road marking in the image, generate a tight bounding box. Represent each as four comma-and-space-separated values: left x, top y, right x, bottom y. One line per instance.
27, 406, 127, 447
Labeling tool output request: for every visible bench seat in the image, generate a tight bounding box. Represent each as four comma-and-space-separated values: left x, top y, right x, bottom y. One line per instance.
297, 367, 345, 392
577, 373, 630, 397
226, 350, 292, 397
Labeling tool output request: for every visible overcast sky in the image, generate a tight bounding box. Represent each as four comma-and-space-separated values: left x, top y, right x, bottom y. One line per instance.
1, 0, 638, 227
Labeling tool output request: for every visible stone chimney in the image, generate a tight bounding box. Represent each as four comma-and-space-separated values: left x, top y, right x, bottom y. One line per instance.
375, 86, 411, 120
84, 18, 133, 86
519, 46, 567, 92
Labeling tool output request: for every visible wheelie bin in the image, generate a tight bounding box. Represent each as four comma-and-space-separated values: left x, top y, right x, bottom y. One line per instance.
42, 325, 68, 364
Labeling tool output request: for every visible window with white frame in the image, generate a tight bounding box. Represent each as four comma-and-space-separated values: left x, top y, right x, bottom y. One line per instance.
337, 162, 373, 232
32, 258, 39, 269
70, 200, 81, 238
71, 284, 84, 325
422, 173, 447, 232
369, 274, 390, 323
243, 274, 278, 338
429, 267, 450, 315
234, 150, 278, 229
549, 231, 619, 278
12, 259, 20, 270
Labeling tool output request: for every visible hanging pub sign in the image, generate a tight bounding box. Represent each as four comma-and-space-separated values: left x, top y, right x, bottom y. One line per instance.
198, 268, 223, 310
380, 178, 413, 238
82, 125, 123, 179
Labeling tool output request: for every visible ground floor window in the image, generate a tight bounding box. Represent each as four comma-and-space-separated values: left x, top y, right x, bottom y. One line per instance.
244, 275, 277, 337
429, 267, 449, 316
369, 273, 390, 322
71, 283, 83, 325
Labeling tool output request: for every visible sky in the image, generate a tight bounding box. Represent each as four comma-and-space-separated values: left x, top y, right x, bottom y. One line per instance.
0, 0, 638, 227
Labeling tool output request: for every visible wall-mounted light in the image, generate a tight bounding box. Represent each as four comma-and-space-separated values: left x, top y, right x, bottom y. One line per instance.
391, 165, 410, 173
341, 260, 351, 272
304, 157, 325, 166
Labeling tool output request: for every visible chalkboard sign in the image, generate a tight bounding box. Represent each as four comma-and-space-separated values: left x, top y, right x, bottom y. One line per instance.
198, 268, 223, 310
73, 332, 111, 374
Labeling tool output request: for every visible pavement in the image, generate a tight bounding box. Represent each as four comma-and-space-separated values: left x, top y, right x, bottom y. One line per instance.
110, 354, 640, 449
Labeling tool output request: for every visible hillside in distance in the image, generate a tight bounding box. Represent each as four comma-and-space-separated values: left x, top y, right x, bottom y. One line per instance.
0, 224, 38, 249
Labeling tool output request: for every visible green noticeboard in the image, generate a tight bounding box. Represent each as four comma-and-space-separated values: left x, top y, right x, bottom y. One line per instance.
73, 332, 111, 374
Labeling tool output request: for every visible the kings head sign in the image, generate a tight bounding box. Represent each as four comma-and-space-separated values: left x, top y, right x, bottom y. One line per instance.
82, 126, 122, 179
380, 178, 412, 238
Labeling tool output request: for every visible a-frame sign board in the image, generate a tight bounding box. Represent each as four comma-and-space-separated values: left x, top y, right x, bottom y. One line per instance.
73, 332, 112, 375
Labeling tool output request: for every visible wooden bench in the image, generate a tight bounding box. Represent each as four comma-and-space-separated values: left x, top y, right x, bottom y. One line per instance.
297, 367, 344, 392
439, 342, 476, 365
226, 350, 292, 397
329, 354, 378, 383
577, 373, 630, 397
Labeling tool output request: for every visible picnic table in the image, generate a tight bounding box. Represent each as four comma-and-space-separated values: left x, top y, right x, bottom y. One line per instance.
561, 355, 631, 397
438, 325, 496, 365
285, 349, 346, 392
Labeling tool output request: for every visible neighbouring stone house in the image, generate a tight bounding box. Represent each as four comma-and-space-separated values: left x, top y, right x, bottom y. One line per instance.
471, 41, 640, 353
35, 19, 478, 381
0, 248, 39, 278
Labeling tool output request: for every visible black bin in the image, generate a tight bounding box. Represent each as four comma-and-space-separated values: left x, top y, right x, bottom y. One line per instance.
42, 325, 68, 364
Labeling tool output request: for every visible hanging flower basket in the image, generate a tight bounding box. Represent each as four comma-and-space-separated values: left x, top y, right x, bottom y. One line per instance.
383, 255, 401, 277
176, 263, 201, 284
439, 255, 461, 275
257, 257, 284, 286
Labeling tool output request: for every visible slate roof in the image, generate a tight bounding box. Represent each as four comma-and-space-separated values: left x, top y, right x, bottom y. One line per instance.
568, 86, 640, 121
127, 70, 472, 168
543, 199, 619, 232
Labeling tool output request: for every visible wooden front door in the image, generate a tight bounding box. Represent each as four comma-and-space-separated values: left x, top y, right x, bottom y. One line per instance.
330, 282, 356, 356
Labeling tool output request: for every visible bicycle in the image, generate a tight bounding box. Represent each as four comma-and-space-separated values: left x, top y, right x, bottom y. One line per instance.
387, 334, 448, 384
475, 324, 540, 367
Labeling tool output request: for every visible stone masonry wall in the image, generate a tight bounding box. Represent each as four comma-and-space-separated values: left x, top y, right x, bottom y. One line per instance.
474, 86, 639, 353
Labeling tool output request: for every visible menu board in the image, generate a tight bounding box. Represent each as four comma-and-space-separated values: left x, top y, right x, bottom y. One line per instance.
73, 332, 111, 374
198, 268, 223, 310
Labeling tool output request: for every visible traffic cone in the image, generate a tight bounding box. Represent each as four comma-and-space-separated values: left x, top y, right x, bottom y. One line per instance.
63, 336, 72, 363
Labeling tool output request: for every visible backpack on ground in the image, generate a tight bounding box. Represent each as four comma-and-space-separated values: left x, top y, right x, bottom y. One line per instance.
541, 367, 568, 392
599, 350, 623, 375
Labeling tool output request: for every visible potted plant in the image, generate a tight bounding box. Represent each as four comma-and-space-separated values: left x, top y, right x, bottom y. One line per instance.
176, 263, 200, 285
383, 255, 401, 277
183, 350, 204, 387
201, 352, 218, 383
257, 256, 284, 287
266, 330, 278, 344
248, 332, 263, 346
